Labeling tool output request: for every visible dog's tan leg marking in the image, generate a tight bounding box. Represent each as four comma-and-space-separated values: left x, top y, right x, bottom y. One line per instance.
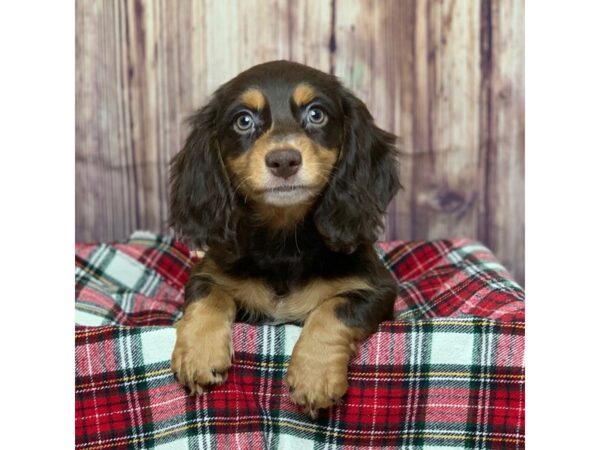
171, 288, 236, 395
198, 257, 275, 321
274, 277, 371, 323
284, 297, 366, 418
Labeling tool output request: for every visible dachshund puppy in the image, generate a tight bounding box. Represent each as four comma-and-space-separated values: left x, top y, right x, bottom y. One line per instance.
169, 60, 399, 417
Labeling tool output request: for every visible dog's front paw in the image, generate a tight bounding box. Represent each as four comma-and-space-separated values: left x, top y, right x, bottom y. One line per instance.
284, 344, 349, 418
171, 314, 233, 395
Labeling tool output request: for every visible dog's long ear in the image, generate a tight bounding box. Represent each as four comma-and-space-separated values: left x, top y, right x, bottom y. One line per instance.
169, 101, 236, 250
314, 89, 400, 253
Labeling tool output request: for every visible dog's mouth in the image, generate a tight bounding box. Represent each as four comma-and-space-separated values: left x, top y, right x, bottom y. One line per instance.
258, 184, 316, 206
262, 185, 310, 194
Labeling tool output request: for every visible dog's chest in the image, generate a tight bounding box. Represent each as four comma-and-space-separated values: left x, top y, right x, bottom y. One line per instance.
227, 276, 318, 323
227, 274, 369, 324
222, 237, 369, 323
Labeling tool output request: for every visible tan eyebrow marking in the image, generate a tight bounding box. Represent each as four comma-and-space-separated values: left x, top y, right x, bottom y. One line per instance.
292, 83, 316, 106
240, 88, 266, 110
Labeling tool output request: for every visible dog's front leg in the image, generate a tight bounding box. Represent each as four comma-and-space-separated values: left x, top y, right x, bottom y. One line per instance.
171, 272, 236, 394
284, 297, 369, 418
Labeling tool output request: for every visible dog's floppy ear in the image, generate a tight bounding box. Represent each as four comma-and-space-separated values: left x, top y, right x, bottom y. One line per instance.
314, 89, 400, 253
169, 101, 236, 250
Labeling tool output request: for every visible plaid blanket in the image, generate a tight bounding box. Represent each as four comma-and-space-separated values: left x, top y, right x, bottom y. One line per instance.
76, 231, 525, 449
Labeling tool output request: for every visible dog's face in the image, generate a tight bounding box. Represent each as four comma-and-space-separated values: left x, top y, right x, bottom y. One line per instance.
218, 70, 344, 208
170, 61, 399, 252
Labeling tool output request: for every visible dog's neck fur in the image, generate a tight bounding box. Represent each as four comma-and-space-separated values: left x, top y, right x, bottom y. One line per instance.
209, 205, 370, 298
245, 198, 314, 230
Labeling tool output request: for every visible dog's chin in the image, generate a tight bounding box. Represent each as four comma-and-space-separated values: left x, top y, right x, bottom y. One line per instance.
261, 185, 314, 206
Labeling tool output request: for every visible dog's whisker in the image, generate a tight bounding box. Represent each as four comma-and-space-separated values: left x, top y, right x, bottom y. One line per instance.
232, 176, 252, 196
294, 224, 301, 254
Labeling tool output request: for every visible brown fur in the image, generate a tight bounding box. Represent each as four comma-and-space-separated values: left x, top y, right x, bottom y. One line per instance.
171, 289, 236, 394
284, 297, 367, 418
252, 202, 313, 229
292, 83, 316, 106
240, 88, 266, 110
226, 125, 338, 229
189, 256, 372, 324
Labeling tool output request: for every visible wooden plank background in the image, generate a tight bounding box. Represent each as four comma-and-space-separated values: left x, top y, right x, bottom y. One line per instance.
76, 0, 524, 285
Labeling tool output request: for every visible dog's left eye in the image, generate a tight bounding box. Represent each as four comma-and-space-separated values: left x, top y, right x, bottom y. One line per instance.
306, 106, 327, 126
234, 113, 255, 134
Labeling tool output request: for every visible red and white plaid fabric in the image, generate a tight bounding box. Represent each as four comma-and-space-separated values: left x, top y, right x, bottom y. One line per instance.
76, 231, 524, 449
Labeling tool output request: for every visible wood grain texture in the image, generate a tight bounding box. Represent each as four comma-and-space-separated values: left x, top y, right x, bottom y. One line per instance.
484, 0, 525, 282
75, 0, 524, 285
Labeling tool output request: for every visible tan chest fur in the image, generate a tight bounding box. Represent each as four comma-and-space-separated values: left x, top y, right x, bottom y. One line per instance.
231, 276, 370, 323
198, 258, 370, 323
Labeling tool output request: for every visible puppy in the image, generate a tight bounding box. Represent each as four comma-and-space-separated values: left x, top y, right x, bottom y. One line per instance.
169, 60, 399, 418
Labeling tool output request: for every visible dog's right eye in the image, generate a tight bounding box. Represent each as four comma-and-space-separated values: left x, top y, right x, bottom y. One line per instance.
234, 113, 255, 134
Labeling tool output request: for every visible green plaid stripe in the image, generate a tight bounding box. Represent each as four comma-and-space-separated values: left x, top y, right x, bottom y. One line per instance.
76, 318, 524, 449
76, 234, 524, 449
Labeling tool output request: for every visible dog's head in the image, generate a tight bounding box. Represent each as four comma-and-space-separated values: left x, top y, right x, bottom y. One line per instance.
170, 60, 399, 253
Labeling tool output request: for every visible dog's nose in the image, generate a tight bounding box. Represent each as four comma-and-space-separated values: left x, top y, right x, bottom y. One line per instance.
265, 149, 302, 179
